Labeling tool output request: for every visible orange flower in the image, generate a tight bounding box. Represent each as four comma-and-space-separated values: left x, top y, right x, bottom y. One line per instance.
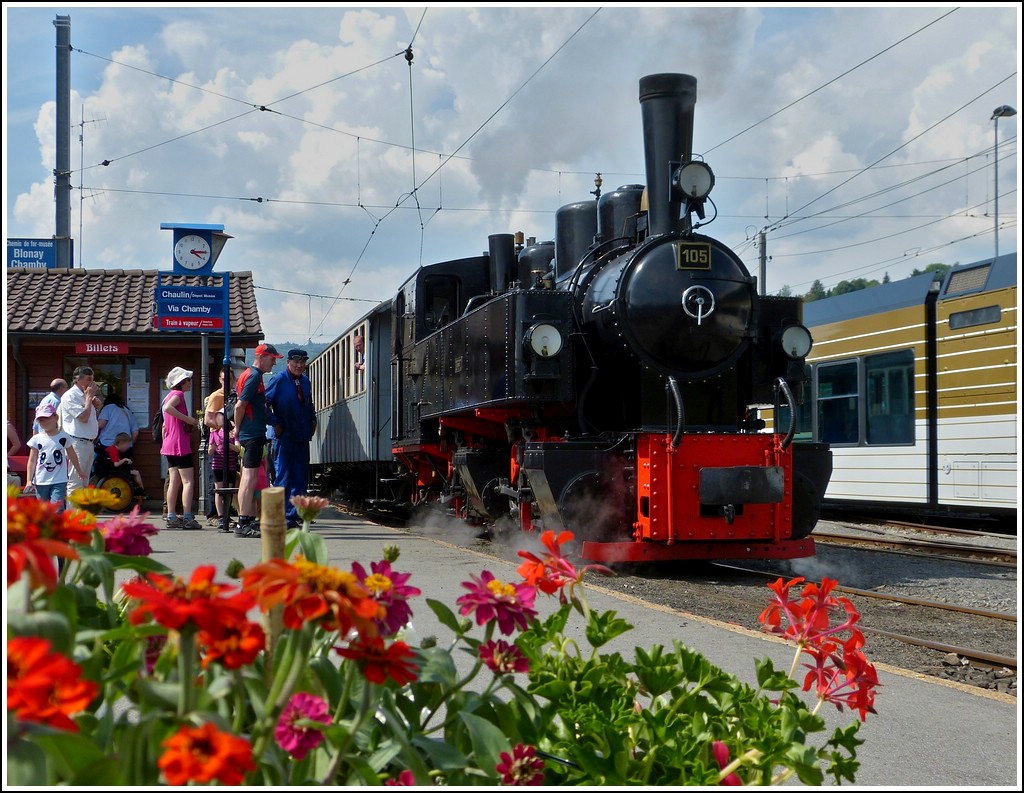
157, 722, 255, 786
122, 565, 255, 633
241, 556, 383, 637
199, 620, 266, 670
7, 498, 96, 590
516, 530, 613, 601
7, 637, 98, 732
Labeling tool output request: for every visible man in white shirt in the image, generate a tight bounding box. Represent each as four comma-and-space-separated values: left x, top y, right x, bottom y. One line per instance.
59, 366, 102, 504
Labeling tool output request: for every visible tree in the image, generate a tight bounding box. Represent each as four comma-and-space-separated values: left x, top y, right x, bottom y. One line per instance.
804, 280, 827, 302
910, 263, 950, 281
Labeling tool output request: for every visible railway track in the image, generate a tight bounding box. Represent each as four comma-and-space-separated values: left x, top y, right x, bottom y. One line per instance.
813, 528, 1016, 566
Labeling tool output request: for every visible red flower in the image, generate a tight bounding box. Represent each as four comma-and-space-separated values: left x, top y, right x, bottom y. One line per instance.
759, 576, 880, 721
198, 619, 266, 670
122, 565, 254, 634
335, 636, 418, 686
385, 769, 416, 786
478, 639, 530, 674
241, 556, 383, 638
7, 637, 98, 732
157, 722, 255, 786
100, 506, 159, 555
496, 743, 545, 785
759, 576, 862, 651
456, 570, 538, 636
7, 498, 95, 591
516, 530, 614, 605
801, 640, 880, 721
712, 741, 744, 786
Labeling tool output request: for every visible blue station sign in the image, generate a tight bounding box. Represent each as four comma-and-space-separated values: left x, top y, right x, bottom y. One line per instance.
153, 279, 226, 332
7, 238, 60, 269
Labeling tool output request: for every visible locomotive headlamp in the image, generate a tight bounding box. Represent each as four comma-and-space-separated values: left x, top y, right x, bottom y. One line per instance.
672, 160, 715, 201
779, 324, 813, 359
525, 323, 563, 358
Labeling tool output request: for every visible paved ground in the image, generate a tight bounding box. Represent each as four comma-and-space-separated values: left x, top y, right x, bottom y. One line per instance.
130, 501, 1019, 788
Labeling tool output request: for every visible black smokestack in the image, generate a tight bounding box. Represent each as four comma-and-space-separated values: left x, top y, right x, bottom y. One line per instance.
639, 73, 697, 237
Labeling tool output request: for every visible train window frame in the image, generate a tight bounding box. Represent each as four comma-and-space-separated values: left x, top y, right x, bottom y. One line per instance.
863, 349, 915, 446
948, 305, 1001, 330
421, 274, 460, 334
343, 322, 368, 399
816, 360, 860, 446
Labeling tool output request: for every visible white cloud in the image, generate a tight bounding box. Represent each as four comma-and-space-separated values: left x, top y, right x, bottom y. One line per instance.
4, 5, 1019, 338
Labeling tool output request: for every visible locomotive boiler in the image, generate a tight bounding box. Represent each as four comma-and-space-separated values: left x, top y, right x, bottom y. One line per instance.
346, 73, 832, 562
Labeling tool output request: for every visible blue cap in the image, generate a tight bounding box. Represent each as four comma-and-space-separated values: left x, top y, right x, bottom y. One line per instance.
288, 348, 309, 360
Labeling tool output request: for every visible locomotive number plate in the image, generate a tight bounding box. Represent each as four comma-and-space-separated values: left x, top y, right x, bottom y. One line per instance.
676, 241, 712, 270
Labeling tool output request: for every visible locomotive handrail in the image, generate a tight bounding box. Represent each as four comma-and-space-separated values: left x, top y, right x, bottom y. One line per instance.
775, 377, 796, 450
668, 376, 685, 449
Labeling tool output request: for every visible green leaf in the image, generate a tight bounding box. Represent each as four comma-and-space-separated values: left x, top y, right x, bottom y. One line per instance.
458, 711, 508, 777
31, 730, 118, 783
425, 598, 464, 634
584, 609, 633, 648
413, 734, 469, 771
6, 735, 51, 785
415, 644, 459, 686
5, 609, 73, 652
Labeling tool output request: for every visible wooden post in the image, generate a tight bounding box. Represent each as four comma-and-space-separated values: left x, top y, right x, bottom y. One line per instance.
260, 486, 287, 665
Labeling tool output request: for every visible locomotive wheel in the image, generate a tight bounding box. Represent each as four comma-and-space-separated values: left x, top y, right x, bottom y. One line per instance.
96, 474, 135, 513
558, 472, 630, 545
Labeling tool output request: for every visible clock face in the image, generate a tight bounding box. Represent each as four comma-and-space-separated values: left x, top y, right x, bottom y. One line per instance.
174, 234, 212, 270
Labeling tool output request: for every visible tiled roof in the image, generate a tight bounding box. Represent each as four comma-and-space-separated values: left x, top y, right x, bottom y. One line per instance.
5, 268, 263, 337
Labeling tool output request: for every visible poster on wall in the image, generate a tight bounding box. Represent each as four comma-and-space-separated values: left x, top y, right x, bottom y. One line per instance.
127, 383, 149, 426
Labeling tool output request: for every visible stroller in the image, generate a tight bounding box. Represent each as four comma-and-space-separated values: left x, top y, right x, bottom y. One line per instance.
91, 443, 147, 512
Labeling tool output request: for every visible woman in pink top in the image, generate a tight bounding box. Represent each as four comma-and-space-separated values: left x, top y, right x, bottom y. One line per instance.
161, 367, 201, 529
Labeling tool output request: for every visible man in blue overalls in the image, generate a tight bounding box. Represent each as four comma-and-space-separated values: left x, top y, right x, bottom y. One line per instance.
266, 349, 317, 528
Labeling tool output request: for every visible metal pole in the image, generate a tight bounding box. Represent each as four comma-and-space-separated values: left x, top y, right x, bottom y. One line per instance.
54, 15, 72, 268
993, 115, 999, 260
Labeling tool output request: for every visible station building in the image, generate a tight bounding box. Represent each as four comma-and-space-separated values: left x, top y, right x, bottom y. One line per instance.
5, 267, 265, 502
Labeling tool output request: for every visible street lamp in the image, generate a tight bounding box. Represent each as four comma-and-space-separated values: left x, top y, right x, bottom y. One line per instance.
990, 104, 1016, 259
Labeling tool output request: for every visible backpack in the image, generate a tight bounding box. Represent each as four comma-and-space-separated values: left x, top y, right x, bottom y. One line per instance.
152, 410, 164, 445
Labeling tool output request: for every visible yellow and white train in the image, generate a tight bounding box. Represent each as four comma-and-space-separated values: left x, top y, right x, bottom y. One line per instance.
798, 253, 1017, 526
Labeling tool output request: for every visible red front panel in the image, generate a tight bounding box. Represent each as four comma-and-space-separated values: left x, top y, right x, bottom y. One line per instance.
635, 434, 792, 543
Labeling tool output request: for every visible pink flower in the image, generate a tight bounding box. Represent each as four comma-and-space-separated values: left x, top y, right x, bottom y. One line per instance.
351, 559, 421, 637
385, 769, 416, 786
274, 692, 331, 759
712, 741, 743, 785
478, 639, 529, 675
496, 743, 544, 785
100, 506, 159, 556
456, 570, 537, 636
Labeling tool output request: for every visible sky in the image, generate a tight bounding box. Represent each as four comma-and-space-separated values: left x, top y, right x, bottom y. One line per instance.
3, 4, 1020, 345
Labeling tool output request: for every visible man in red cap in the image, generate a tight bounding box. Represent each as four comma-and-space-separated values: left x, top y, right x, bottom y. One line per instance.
231, 343, 282, 537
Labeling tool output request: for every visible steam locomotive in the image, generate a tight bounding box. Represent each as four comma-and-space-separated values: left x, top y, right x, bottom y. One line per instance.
308, 73, 832, 562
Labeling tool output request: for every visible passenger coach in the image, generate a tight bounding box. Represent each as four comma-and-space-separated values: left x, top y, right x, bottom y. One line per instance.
800, 253, 1017, 523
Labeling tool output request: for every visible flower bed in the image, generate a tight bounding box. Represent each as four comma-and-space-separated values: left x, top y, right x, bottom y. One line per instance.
7, 487, 879, 785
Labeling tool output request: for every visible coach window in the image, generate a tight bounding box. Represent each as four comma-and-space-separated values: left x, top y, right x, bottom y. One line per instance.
817, 361, 859, 445
865, 350, 914, 445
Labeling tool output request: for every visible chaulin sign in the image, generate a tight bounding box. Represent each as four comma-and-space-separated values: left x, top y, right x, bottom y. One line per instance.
75, 342, 128, 355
